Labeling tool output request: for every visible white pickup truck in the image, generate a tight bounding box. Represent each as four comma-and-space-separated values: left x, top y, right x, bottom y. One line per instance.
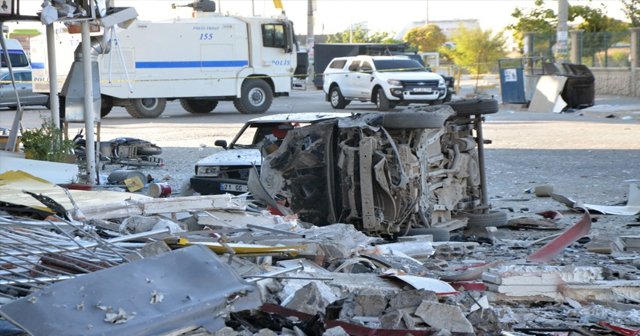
322, 55, 448, 111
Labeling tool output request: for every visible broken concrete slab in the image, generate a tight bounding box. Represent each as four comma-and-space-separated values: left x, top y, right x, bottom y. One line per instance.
387, 289, 437, 310
0, 245, 262, 335
483, 265, 604, 301
414, 301, 474, 334
281, 282, 335, 315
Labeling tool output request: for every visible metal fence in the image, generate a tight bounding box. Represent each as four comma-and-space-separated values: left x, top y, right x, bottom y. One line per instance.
580, 31, 631, 68
529, 31, 632, 68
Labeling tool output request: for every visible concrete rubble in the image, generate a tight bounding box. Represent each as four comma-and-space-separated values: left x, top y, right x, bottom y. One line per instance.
1, 104, 640, 335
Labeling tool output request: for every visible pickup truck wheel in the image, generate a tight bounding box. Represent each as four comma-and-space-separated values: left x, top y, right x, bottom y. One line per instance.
382, 111, 449, 129
125, 98, 166, 118
234, 79, 273, 114
180, 99, 218, 114
329, 86, 349, 109
101, 95, 113, 118
375, 87, 391, 111
446, 98, 499, 116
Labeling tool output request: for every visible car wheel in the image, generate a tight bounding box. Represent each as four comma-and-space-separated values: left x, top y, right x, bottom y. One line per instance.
464, 210, 508, 229
329, 86, 349, 109
375, 87, 391, 111
381, 111, 450, 129
233, 79, 273, 114
125, 98, 166, 118
101, 95, 113, 118
446, 98, 499, 116
180, 99, 218, 114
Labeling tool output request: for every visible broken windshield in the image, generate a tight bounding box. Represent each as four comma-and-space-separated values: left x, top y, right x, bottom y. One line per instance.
373, 59, 426, 72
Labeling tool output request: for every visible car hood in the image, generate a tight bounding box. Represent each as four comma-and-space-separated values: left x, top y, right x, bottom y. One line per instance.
196, 148, 261, 166
375, 71, 443, 81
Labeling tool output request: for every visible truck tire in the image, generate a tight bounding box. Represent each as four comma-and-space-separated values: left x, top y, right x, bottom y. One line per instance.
180, 99, 218, 114
329, 86, 349, 109
446, 98, 499, 116
382, 111, 448, 129
125, 98, 166, 118
233, 79, 273, 114
375, 87, 391, 111
464, 210, 508, 229
101, 95, 113, 118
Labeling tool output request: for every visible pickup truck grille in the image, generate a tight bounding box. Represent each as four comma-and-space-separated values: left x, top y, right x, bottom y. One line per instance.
402, 80, 440, 89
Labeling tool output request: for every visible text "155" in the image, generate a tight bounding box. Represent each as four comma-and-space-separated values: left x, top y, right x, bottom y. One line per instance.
200, 33, 214, 40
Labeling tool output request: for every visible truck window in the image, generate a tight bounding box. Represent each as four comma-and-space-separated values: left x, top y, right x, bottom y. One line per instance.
373, 59, 425, 72
329, 60, 346, 69
1, 52, 30, 68
348, 61, 361, 72
262, 24, 286, 49
359, 61, 373, 72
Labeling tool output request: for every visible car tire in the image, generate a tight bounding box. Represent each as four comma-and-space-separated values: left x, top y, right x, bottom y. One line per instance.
406, 228, 450, 242
136, 145, 162, 156
446, 98, 499, 116
233, 79, 273, 114
375, 87, 391, 111
329, 86, 349, 109
180, 99, 218, 114
464, 210, 508, 229
125, 98, 166, 118
101, 95, 113, 118
381, 111, 449, 129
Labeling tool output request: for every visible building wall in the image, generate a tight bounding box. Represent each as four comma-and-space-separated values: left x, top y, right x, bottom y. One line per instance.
592, 68, 639, 96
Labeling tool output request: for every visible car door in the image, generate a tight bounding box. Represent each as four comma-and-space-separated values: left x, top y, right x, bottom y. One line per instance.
0, 72, 20, 107
341, 60, 360, 97
16, 71, 36, 105
353, 60, 374, 98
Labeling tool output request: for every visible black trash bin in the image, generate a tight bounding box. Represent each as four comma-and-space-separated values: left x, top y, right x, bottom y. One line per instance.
543, 63, 595, 109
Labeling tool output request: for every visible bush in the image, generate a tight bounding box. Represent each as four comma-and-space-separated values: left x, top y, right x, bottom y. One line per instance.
21, 121, 74, 162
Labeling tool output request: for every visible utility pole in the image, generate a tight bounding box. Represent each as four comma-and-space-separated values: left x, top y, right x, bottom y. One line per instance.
307, 0, 315, 87
556, 0, 569, 62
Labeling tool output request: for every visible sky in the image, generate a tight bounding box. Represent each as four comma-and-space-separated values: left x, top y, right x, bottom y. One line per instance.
8, 0, 631, 36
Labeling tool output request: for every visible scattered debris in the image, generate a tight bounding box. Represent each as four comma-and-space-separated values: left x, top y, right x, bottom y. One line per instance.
551, 184, 640, 215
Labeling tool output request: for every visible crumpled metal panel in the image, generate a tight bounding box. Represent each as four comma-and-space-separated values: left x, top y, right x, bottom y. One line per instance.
0, 245, 261, 336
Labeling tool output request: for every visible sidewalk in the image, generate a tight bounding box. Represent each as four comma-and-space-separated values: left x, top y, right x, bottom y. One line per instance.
457, 77, 640, 120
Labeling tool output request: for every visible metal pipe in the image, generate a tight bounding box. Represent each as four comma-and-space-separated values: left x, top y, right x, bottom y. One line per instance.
246, 264, 303, 282
81, 21, 97, 185
474, 114, 489, 211
1, 23, 23, 152
46, 23, 60, 128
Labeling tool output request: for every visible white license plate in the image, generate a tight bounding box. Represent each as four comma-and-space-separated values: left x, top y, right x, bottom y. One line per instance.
413, 87, 432, 93
220, 183, 249, 192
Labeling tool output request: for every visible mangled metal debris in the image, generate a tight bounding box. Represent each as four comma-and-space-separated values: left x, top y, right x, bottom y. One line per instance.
253, 104, 498, 236
0, 245, 261, 335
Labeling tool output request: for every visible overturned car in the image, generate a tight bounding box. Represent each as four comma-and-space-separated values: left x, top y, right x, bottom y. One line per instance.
251, 100, 502, 236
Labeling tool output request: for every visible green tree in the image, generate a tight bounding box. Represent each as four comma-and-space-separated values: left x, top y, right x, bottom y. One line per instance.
440, 26, 506, 74
570, 5, 628, 32
622, 0, 640, 27
508, 0, 557, 49
403, 24, 446, 52
327, 23, 400, 44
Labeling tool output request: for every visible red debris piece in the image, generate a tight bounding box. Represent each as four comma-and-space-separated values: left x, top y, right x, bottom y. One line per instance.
598, 321, 640, 336
527, 212, 591, 262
